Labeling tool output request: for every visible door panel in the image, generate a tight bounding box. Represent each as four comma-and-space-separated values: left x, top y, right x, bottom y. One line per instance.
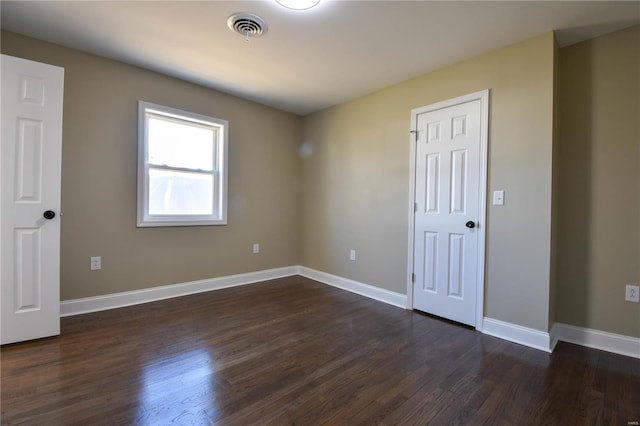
14, 228, 42, 311
450, 149, 466, 213
1, 54, 64, 345
16, 118, 44, 201
412, 99, 482, 326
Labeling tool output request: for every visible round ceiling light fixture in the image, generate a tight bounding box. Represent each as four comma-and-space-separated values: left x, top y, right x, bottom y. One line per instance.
275, 0, 321, 10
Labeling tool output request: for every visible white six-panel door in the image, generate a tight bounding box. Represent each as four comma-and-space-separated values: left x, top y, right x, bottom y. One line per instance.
1, 55, 64, 345
410, 92, 487, 327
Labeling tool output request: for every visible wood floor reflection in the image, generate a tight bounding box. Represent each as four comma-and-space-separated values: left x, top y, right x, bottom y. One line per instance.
1, 276, 638, 425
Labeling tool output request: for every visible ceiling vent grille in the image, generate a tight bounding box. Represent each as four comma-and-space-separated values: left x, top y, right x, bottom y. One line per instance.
227, 13, 268, 39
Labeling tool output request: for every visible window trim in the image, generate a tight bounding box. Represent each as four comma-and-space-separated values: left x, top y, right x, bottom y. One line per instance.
137, 101, 228, 227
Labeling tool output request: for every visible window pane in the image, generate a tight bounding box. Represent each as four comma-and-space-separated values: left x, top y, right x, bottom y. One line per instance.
149, 169, 214, 216
147, 116, 216, 171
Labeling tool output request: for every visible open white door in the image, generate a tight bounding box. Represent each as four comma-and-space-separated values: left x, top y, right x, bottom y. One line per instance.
1, 55, 64, 345
408, 90, 488, 328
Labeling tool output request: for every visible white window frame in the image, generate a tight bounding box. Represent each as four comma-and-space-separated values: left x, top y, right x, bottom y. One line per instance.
137, 101, 228, 227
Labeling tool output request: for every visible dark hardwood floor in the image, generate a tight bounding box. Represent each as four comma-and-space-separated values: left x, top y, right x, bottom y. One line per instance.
1, 276, 638, 425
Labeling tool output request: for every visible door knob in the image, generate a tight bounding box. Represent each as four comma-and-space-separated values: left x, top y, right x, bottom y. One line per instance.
465, 221, 475, 229
43, 210, 56, 220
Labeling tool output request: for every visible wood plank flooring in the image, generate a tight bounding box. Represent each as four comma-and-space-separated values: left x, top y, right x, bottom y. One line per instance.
1, 276, 639, 425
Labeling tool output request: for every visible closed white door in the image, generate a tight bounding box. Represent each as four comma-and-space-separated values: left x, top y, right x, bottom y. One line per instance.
411, 93, 487, 327
1, 55, 64, 345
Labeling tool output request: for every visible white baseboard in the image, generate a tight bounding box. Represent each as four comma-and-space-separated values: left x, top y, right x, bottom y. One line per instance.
551, 322, 640, 359
59, 266, 639, 360
482, 317, 552, 352
298, 266, 408, 309
549, 323, 560, 352
60, 266, 299, 317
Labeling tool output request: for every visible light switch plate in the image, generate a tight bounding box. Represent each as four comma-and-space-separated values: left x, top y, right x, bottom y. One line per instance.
493, 190, 505, 206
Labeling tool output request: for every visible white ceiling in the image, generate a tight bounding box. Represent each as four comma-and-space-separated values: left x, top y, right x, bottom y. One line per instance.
1, 1, 638, 115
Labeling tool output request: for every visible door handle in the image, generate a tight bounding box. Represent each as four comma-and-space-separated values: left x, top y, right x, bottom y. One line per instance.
43, 210, 56, 220
465, 221, 475, 229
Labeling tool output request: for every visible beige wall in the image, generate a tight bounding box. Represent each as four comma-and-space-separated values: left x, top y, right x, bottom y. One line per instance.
549, 37, 561, 330
4, 26, 636, 338
557, 26, 640, 337
1, 31, 302, 300
301, 33, 556, 332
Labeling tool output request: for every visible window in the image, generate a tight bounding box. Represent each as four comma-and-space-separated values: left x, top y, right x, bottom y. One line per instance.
137, 101, 228, 227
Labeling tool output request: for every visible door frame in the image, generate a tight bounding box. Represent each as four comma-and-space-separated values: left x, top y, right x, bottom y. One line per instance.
406, 89, 489, 330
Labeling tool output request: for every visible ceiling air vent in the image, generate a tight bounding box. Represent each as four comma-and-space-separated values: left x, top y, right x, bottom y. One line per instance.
227, 12, 268, 39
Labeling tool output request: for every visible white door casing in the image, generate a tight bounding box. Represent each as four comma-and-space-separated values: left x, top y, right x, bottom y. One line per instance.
407, 90, 488, 328
1, 55, 64, 345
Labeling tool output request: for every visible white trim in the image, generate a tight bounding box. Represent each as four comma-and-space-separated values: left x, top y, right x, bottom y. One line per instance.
136, 100, 229, 227
58, 266, 640, 359
482, 317, 552, 352
406, 103, 417, 310
406, 89, 490, 330
549, 322, 560, 352
298, 266, 407, 309
60, 266, 298, 317
475, 90, 489, 331
552, 322, 640, 359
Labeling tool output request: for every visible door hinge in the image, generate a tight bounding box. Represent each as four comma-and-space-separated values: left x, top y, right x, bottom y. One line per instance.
414, 202, 418, 212
411, 273, 415, 283
410, 129, 418, 142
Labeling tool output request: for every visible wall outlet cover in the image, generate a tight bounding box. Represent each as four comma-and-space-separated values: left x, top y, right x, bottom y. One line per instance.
90, 256, 101, 271
625, 285, 639, 303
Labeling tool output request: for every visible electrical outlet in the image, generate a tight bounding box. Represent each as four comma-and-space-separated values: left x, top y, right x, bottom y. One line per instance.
253, 243, 260, 254
625, 285, 639, 303
90, 256, 101, 271
350, 249, 356, 261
